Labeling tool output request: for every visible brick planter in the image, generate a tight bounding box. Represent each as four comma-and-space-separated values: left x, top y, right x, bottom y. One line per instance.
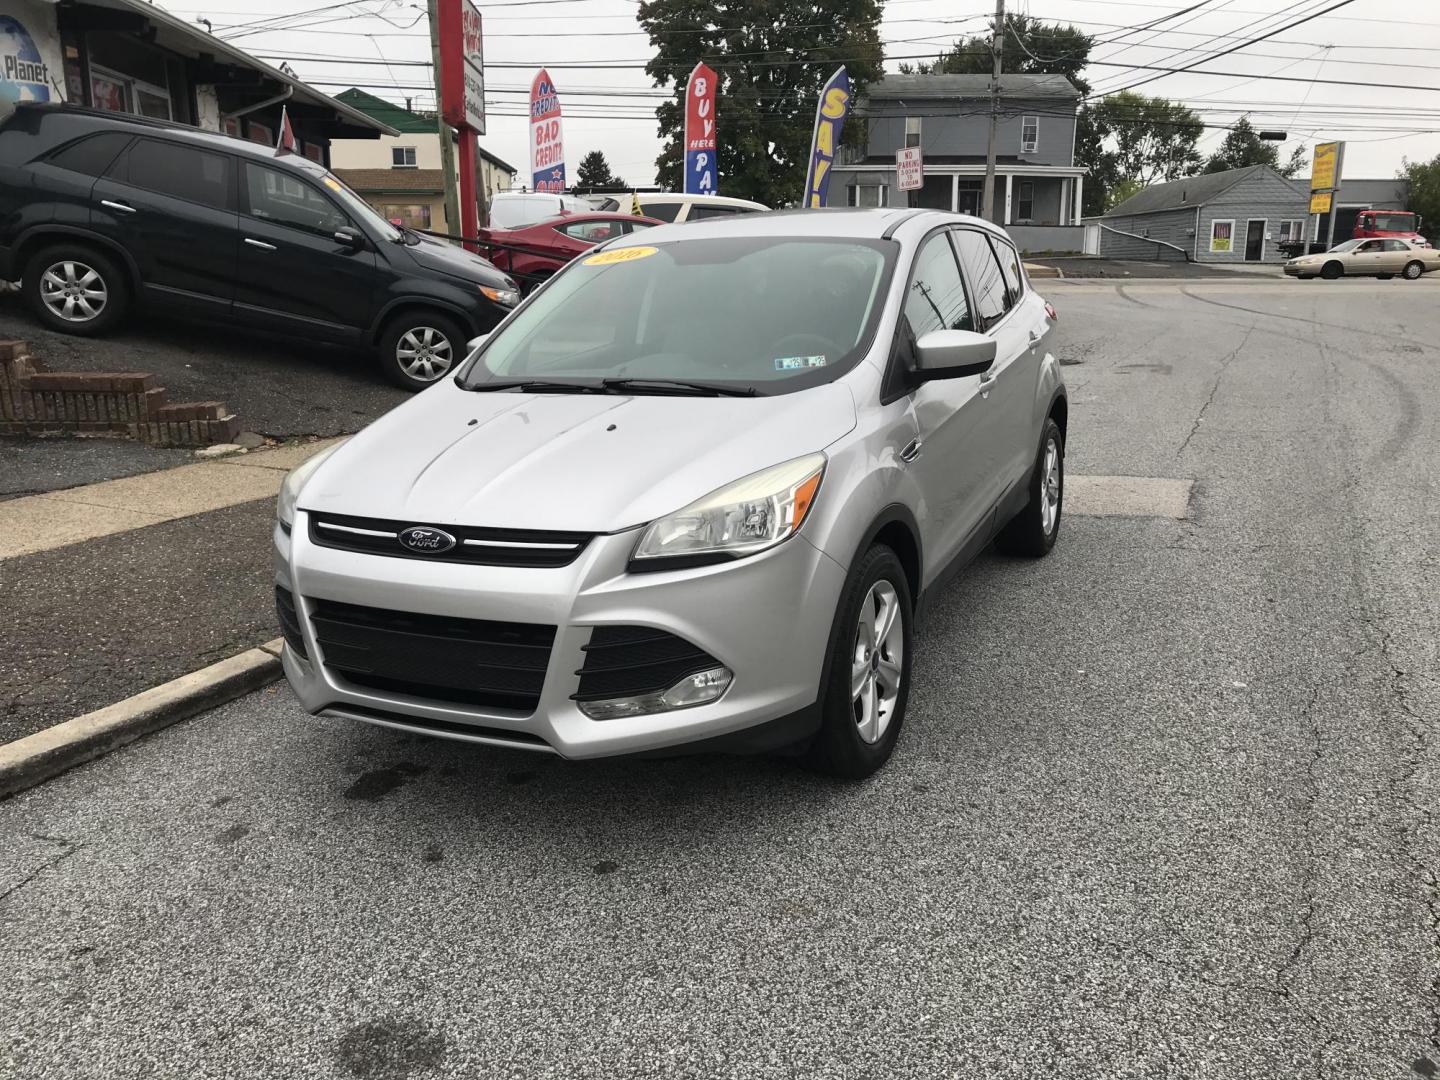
0, 340, 240, 447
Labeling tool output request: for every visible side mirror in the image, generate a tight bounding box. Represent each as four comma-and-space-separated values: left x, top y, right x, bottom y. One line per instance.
912, 329, 996, 382
334, 226, 365, 251
465, 333, 489, 359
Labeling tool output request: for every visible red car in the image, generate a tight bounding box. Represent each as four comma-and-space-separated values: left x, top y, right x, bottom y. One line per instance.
478, 212, 664, 291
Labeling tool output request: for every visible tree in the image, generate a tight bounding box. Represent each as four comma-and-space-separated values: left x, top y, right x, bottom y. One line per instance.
1202, 115, 1291, 175
575, 150, 626, 191
1105, 177, 1145, 211
1399, 154, 1440, 243
1094, 90, 1204, 187
638, 0, 884, 206
897, 13, 1093, 93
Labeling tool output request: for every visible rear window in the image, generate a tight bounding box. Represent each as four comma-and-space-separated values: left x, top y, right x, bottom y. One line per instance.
686, 205, 743, 220
642, 201, 683, 223
46, 132, 132, 177
121, 139, 233, 210
952, 229, 1010, 328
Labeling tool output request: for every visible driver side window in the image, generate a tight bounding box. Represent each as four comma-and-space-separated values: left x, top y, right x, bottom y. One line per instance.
904, 232, 972, 338
243, 163, 348, 238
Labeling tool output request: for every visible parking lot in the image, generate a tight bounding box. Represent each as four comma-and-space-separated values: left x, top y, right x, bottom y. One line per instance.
2, 277, 1439, 1078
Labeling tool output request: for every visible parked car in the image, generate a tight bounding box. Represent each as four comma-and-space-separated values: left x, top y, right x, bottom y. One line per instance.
1284, 238, 1440, 280
0, 104, 521, 390
274, 209, 1066, 778
479, 211, 664, 292
591, 192, 770, 222
488, 190, 592, 229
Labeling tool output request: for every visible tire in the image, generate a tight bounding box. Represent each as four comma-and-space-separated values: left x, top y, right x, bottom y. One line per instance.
21, 244, 128, 336
522, 270, 553, 297
1296, 275, 1314, 280
1320, 261, 1343, 280
377, 310, 469, 391
995, 417, 1064, 558
1403, 260, 1424, 280
801, 544, 913, 780
1377, 273, 1394, 280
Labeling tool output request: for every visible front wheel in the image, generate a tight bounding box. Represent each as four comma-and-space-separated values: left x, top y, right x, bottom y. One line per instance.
1403, 260, 1425, 280
1320, 261, 1344, 280
802, 545, 913, 779
377, 311, 469, 391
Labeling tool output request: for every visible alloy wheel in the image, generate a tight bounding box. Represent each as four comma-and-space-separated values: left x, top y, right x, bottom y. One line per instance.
396, 326, 454, 382
851, 580, 904, 745
1041, 436, 1061, 535
40, 260, 107, 323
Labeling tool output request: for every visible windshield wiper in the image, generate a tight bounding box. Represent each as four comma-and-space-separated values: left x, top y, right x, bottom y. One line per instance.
600, 378, 758, 398
465, 379, 607, 394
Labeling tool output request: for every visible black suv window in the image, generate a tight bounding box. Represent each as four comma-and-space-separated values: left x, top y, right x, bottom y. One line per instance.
123, 139, 233, 210
243, 163, 348, 237
47, 132, 132, 177
952, 229, 1009, 329
905, 232, 972, 337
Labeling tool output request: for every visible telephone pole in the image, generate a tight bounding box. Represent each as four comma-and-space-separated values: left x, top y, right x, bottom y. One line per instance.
427, 0, 461, 236
981, 0, 1004, 222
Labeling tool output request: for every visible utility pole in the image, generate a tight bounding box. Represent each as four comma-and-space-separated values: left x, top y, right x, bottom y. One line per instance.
981, 0, 1004, 222
427, 0, 461, 236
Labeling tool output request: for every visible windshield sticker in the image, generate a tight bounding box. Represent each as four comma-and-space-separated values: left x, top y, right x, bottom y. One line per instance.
774, 355, 827, 371
583, 246, 658, 267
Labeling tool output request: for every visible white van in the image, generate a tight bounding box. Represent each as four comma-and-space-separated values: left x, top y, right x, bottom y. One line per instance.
488, 191, 592, 229
592, 192, 770, 222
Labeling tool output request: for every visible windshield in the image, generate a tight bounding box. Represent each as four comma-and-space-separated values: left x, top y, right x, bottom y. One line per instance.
459, 236, 896, 395
1329, 239, 1363, 253
1369, 213, 1415, 232
322, 173, 403, 244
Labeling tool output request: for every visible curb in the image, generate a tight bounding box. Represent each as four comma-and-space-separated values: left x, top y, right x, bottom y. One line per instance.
1024, 262, 1063, 279
0, 639, 285, 801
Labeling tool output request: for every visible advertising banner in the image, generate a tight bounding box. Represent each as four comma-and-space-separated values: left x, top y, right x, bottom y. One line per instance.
529, 68, 565, 193
1310, 142, 1341, 192
683, 62, 718, 196
1309, 191, 1332, 215
896, 146, 923, 192
0, 4, 63, 109
802, 67, 851, 209
439, 0, 485, 134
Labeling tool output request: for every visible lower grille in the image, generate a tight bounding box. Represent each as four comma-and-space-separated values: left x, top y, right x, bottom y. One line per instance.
573, 626, 721, 702
324, 703, 553, 750
275, 586, 307, 658
308, 598, 555, 712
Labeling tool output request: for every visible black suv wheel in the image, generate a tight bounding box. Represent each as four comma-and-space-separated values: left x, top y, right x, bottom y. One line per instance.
22, 244, 129, 336
378, 311, 469, 391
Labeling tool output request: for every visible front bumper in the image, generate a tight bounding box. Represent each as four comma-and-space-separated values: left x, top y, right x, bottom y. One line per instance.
275, 514, 845, 758
1283, 264, 1309, 276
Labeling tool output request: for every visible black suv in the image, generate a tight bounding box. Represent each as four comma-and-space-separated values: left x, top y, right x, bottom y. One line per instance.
0, 105, 520, 390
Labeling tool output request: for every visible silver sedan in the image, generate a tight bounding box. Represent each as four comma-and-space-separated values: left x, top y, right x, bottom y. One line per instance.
1285, 238, 1440, 280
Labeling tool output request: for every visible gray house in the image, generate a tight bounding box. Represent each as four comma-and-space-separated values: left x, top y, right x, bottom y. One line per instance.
1094, 165, 1309, 263
826, 73, 1087, 253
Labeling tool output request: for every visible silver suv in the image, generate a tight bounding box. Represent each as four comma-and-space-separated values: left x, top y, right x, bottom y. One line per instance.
274, 209, 1067, 778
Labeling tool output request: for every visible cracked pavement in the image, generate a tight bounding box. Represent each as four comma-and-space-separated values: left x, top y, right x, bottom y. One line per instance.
1, 278, 1439, 1078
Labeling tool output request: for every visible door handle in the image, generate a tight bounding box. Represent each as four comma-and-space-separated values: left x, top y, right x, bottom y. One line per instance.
978, 368, 997, 394
244, 238, 277, 251
100, 199, 136, 214
900, 438, 922, 463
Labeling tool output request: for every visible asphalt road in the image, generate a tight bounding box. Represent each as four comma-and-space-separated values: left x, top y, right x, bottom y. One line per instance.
3, 278, 1439, 1079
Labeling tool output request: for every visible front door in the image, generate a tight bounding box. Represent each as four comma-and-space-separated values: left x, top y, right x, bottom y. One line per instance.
956, 188, 981, 216
1245, 219, 1266, 261
233, 162, 377, 342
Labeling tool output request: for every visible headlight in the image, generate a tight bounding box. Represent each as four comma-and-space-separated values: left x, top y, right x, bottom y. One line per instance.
480, 284, 520, 307
631, 453, 826, 567
277, 444, 341, 527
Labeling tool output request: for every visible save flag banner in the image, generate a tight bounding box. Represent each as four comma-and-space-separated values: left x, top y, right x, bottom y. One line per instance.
683, 62, 718, 196
803, 67, 851, 209
529, 68, 565, 193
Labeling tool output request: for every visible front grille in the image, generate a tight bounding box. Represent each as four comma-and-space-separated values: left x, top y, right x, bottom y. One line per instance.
275, 586, 307, 658
308, 598, 556, 712
308, 512, 592, 568
573, 626, 721, 703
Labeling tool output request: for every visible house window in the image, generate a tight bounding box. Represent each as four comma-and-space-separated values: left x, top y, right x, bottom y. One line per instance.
1210, 219, 1235, 253
904, 117, 921, 149
1278, 219, 1305, 243
1017, 181, 1034, 221
1021, 116, 1038, 154
848, 184, 889, 208
379, 203, 432, 229
89, 64, 172, 121
223, 117, 240, 138
392, 146, 418, 168
302, 142, 325, 164
246, 121, 273, 146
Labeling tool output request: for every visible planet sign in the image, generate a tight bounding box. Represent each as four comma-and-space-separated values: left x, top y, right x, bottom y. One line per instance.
683, 62, 718, 196
0, 16, 53, 105
802, 67, 851, 209
529, 68, 565, 193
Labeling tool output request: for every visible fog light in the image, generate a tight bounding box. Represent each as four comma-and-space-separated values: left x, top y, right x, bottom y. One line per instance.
578, 666, 732, 720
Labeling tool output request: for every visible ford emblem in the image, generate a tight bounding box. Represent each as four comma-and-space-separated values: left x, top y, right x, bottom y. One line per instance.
398, 526, 457, 555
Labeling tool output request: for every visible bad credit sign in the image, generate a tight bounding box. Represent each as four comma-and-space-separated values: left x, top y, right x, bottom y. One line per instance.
529, 68, 565, 193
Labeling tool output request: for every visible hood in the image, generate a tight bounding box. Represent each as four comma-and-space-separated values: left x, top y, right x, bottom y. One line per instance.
299, 382, 858, 533
403, 235, 512, 286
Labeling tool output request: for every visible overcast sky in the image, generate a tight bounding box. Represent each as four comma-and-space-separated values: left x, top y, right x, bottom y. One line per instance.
164, 0, 1440, 186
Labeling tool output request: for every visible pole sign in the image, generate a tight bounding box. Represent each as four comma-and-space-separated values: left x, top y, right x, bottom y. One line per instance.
896, 146, 923, 192
1310, 142, 1341, 193
683, 62, 718, 196
1309, 191, 1332, 214
802, 66, 851, 209
529, 68, 565, 193
438, 0, 484, 135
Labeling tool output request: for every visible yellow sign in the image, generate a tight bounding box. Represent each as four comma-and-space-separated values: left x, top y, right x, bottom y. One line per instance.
1309, 191, 1333, 214
1311, 142, 1341, 191
583, 246, 657, 266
